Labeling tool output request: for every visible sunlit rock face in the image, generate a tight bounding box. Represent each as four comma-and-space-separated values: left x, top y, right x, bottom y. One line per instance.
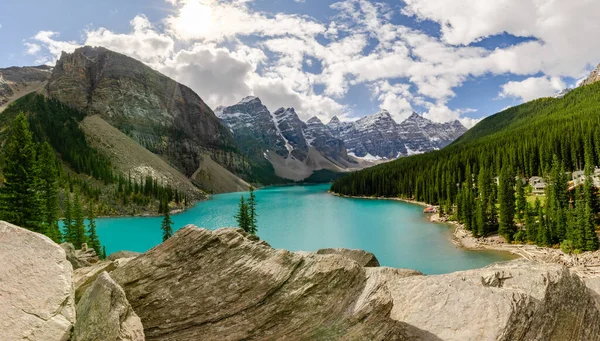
111, 225, 600, 341
47, 45, 236, 177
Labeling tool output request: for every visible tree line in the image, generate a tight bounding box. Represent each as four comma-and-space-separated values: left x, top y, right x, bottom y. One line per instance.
2, 93, 190, 217
0, 113, 105, 255
332, 81, 600, 251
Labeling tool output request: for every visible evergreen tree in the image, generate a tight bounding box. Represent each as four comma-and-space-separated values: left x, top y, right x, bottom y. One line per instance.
63, 194, 74, 244
87, 203, 101, 255
546, 156, 569, 244
498, 164, 516, 242
72, 192, 87, 248
235, 196, 250, 232
161, 198, 173, 242
38, 142, 61, 242
0, 113, 43, 231
525, 203, 537, 243
247, 186, 258, 235
536, 198, 551, 246
101, 245, 107, 260
515, 178, 527, 225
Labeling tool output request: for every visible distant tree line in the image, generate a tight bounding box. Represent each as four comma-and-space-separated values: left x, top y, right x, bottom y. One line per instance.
0, 113, 105, 255
332, 81, 600, 251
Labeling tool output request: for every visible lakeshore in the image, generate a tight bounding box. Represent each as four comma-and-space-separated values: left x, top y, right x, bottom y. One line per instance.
333, 192, 600, 278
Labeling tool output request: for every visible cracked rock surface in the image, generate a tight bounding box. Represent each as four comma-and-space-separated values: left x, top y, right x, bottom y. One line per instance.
0, 221, 75, 341
111, 226, 600, 341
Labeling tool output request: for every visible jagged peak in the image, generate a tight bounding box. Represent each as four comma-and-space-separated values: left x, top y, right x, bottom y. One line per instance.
373, 109, 392, 118
238, 96, 261, 104
328, 116, 341, 125
307, 116, 323, 124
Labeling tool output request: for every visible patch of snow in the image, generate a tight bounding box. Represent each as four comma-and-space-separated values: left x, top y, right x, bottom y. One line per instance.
271, 110, 293, 156
405, 145, 425, 156
348, 152, 386, 161
239, 96, 258, 103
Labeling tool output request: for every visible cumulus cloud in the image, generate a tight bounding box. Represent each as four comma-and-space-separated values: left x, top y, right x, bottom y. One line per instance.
499, 76, 565, 102
23, 0, 600, 126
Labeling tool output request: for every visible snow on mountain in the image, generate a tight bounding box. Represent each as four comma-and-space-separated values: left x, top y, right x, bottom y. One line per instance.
328, 111, 467, 159
217, 96, 467, 179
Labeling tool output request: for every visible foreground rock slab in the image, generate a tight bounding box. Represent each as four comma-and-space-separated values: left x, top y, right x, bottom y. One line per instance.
0, 221, 75, 341
111, 226, 409, 340
110, 226, 600, 341
73, 271, 145, 341
316, 247, 380, 267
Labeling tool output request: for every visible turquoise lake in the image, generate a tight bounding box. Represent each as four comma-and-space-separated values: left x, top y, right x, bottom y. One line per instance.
96, 184, 514, 274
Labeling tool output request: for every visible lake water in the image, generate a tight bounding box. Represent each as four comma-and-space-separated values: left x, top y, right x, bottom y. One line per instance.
96, 184, 514, 274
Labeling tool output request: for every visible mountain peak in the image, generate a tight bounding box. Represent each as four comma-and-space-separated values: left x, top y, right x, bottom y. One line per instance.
374, 109, 391, 118
307, 116, 322, 124
238, 96, 261, 104
580, 63, 600, 87
328, 116, 341, 125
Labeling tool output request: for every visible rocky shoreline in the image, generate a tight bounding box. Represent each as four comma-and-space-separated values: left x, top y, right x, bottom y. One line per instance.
332, 192, 600, 279
4, 221, 600, 340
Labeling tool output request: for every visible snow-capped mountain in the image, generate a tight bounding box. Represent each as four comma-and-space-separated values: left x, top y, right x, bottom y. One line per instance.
215, 96, 288, 160
304, 116, 350, 164
327, 111, 467, 159
217, 97, 467, 180
272, 107, 309, 161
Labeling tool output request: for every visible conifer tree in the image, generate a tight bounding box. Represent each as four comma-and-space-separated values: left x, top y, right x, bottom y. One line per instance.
498, 164, 516, 242
247, 186, 258, 235
0, 113, 43, 231
161, 198, 173, 242
525, 203, 537, 243
87, 203, 101, 255
515, 178, 527, 225
63, 194, 74, 244
72, 192, 87, 248
38, 142, 61, 242
536, 198, 551, 246
235, 196, 250, 232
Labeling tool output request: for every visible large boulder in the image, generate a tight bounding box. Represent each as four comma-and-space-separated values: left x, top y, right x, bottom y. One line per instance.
111, 226, 409, 340
73, 260, 117, 302
111, 226, 600, 341
0, 221, 75, 341
316, 248, 380, 267
60, 242, 91, 269
108, 251, 141, 261
73, 271, 145, 341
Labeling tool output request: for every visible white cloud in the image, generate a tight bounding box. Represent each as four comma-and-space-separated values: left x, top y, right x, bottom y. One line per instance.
499, 76, 565, 102
24, 0, 600, 127
26, 31, 79, 64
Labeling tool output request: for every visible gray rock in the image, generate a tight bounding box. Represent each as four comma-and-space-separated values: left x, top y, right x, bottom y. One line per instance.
74, 243, 99, 264
316, 247, 381, 267
111, 226, 600, 341
73, 261, 117, 302
60, 242, 91, 269
0, 221, 75, 341
47, 46, 237, 179
108, 251, 142, 261
111, 226, 409, 340
327, 111, 467, 159
73, 272, 145, 341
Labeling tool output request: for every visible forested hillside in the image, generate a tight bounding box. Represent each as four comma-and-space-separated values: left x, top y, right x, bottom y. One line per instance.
0, 94, 191, 217
332, 81, 600, 250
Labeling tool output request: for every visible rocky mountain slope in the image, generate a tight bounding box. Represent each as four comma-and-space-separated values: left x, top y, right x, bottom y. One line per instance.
4, 222, 600, 340
45, 46, 250, 188
217, 97, 361, 181
328, 111, 467, 159
0, 65, 51, 111
80, 115, 204, 196
580, 63, 600, 87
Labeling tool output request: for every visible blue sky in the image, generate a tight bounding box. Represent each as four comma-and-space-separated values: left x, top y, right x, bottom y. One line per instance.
1, 0, 598, 127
